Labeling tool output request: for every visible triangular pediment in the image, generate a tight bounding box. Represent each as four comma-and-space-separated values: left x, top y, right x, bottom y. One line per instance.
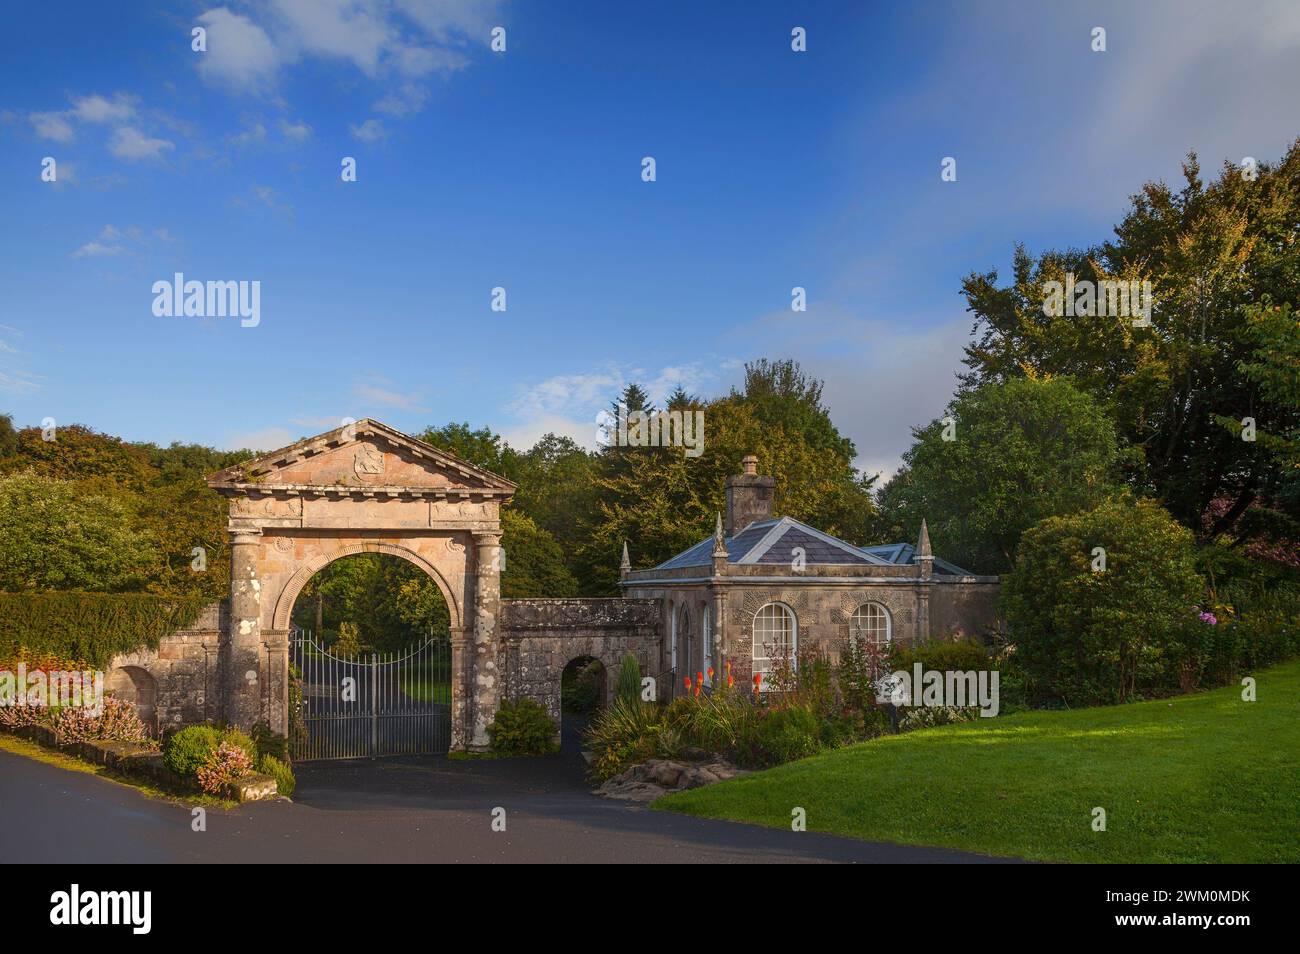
206, 419, 516, 497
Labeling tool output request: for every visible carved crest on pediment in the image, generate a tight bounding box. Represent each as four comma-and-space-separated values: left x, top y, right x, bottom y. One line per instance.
353, 443, 385, 479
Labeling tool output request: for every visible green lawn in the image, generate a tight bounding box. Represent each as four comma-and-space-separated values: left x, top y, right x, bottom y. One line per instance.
656, 659, 1300, 863
398, 661, 451, 705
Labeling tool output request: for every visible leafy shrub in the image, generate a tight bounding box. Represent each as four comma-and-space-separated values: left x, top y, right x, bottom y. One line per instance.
890, 638, 993, 674
257, 754, 295, 796
897, 705, 979, 731
195, 741, 254, 795
560, 658, 603, 713
162, 725, 221, 777
751, 704, 821, 767
0, 593, 209, 668
251, 721, 289, 763
52, 696, 154, 746
487, 698, 558, 756
583, 697, 670, 780
163, 724, 256, 779
819, 706, 890, 748
332, 621, 361, 657
615, 652, 642, 704
1002, 496, 1205, 705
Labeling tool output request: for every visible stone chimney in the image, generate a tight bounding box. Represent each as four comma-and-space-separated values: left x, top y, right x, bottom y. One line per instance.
725, 454, 775, 535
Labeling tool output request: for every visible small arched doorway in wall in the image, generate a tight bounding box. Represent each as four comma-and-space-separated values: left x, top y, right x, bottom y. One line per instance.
285, 550, 454, 760
106, 666, 158, 736
560, 656, 607, 752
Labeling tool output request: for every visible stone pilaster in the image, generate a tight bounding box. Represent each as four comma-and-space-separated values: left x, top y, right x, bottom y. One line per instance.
261, 628, 290, 735
711, 587, 726, 686
222, 526, 263, 729
469, 530, 503, 750
449, 625, 470, 750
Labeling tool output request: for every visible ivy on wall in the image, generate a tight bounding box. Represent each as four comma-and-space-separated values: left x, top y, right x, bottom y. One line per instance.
0, 592, 212, 668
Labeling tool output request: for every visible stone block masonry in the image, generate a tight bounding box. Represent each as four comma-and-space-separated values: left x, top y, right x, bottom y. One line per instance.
501, 599, 662, 732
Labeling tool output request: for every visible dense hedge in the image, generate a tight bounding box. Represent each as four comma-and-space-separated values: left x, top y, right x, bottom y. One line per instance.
0, 592, 211, 667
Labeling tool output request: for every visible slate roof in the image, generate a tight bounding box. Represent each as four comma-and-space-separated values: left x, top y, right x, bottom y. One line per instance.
860, 542, 974, 576
653, 516, 976, 575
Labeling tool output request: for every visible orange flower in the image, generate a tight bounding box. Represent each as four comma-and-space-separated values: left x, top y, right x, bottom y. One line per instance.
695, 672, 703, 697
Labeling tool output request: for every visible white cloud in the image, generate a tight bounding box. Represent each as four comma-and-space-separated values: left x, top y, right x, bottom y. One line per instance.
354, 379, 429, 413
108, 126, 175, 160
373, 83, 429, 117
29, 111, 74, 142
501, 361, 725, 451
191, 0, 501, 129
349, 118, 387, 142
71, 241, 124, 258
505, 367, 626, 420
393, 0, 502, 44
278, 117, 312, 140
71, 93, 135, 123
499, 412, 598, 452
70, 224, 157, 258
196, 7, 281, 92
0, 370, 41, 395
229, 121, 268, 147
270, 0, 394, 76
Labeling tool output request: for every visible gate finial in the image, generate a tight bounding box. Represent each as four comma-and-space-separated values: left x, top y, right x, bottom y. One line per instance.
619, 540, 631, 578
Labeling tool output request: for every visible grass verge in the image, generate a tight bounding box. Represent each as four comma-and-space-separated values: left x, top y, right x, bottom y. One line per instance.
655, 659, 1300, 863
0, 732, 237, 809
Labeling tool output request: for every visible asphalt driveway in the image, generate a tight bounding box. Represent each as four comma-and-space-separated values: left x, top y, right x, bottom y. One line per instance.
1, 743, 1016, 864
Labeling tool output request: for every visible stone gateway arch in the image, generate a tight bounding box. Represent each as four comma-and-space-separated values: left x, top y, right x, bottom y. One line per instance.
205, 419, 516, 750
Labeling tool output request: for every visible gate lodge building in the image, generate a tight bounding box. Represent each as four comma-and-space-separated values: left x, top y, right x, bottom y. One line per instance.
619, 455, 1001, 692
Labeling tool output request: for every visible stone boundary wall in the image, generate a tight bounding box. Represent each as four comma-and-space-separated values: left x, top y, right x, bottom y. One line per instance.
107, 600, 225, 734
501, 599, 663, 730
929, 581, 1004, 642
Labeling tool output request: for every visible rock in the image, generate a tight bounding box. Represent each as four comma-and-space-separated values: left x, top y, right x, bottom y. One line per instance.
226, 772, 279, 802
680, 746, 711, 762
597, 778, 667, 802
677, 768, 716, 790
648, 761, 684, 788
594, 756, 748, 801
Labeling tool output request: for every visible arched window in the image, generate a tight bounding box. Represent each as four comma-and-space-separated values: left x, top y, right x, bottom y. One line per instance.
678, 605, 693, 680
752, 603, 796, 684
669, 602, 677, 671
702, 605, 714, 685
850, 602, 892, 649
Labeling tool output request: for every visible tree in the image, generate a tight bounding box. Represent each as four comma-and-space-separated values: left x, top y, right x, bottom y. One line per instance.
733, 358, 856, 461
417, 422, 520, 482
0, 470, 158, 592
419, 422, 583, 596
877, 377, 1122, 573
959, 143, 1300, 548
1002, 496, 1204, 705
499, 509, 579, 598
575, 367, 877, 594
510, 433, 598, 557
333, 621, 361, 657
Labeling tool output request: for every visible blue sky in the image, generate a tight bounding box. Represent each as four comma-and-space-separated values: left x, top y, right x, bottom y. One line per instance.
2, 0, 1299, 477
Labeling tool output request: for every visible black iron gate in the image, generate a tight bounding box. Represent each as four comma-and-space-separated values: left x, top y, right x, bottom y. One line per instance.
289, 630, 452, 760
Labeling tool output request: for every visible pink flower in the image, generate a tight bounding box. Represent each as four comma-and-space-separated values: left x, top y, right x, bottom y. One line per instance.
1199, 612, 1217, 625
